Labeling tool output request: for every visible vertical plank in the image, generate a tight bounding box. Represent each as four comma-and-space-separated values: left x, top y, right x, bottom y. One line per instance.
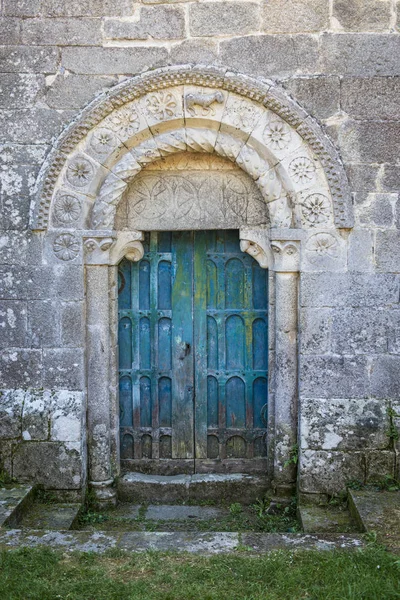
171, 231, 194, 459
194, 230, 208, 459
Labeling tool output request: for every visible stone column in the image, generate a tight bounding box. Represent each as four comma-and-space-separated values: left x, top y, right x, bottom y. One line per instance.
84, 233, 117, 507
270, 238, 300, 498
241, 229, 301, 497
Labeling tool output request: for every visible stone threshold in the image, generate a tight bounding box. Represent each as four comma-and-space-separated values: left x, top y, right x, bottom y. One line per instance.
0, 530, 365, 555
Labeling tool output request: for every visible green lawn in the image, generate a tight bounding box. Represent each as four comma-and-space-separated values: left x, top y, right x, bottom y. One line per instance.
0, 546, 399, 600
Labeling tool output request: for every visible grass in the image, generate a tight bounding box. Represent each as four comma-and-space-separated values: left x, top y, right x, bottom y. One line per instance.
0, 546, 399, 599
78, 501, 300, 533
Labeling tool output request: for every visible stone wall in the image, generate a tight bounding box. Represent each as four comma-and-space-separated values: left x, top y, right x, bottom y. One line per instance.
1, 0, 399, 497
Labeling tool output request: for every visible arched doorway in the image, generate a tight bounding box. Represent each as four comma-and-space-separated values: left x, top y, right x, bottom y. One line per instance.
31, 65, 353, 505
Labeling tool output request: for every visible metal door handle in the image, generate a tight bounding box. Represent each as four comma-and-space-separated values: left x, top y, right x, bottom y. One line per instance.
179, 342, 191, 360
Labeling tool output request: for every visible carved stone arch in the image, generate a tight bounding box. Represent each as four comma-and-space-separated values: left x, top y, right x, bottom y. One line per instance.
30, 65, 354, 506
31, 65, 353, 233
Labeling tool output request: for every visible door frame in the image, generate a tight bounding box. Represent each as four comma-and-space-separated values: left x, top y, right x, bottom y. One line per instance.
83, 227, 300, 506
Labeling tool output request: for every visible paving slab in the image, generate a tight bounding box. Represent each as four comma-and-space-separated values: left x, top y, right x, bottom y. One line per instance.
0, 485, 34, 528
145, 505, 227, 521
19, 503, 81, 530
0, 529, 365, 554
110, 503, 141, 519
298, 505, 356, 533
348, 489, 400, 552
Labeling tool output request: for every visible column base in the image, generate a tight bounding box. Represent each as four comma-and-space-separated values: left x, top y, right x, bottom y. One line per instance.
89, 479, 117, 509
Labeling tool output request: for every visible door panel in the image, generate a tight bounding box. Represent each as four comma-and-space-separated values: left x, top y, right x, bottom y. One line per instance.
118, 230, 268, 475
171, 231, 194, 459
193, 230, 268, 474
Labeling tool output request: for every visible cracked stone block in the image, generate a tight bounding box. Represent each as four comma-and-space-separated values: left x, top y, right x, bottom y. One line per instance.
299, 450, 366, 495
0, 301, 27, 348
0, 350, 42, 388
22, 18, 102, 46
375, 231, 400, 273
190, 2, 260, 37
299, 308, 332, 355
43, 349, 84, 391
321, 34, 400, 76
300, 355, 369, 399
13, 441, 84, 489
300, 273, 400, 307
354, 193, 396, 228
300, 398, 389, 451
283, 77, 340, 120
50, 391, 84, 443
104, 7, 186, 40
337, 120, 400, 163
41, 0, 134, 17
61, 47, 169, 75
0, 109, 73, 145
21, 390, 51, 441
170, 39, 218, 65
0, 18, 21, 45
44, 74, 117, 110
262, 0, 328, 33
0, 389, 24, 439
348, 230, 374, 272
219, 35, 319, 78
371, 355, 400, 400
332, 0, 391, 32
0, 46, 59, 74
61, 302, 84, 347
331, 308, 389, 355
341, 77, 400, 120
27, 301, 60, 348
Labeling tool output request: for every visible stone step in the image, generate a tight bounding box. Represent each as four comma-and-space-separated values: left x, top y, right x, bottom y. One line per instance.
0, 485, 35, 528
0, 529, 365, 554
298, 505, 357, 534
118, 472, 269, 504
348, 489, 400, 552
19, 503, 82, 531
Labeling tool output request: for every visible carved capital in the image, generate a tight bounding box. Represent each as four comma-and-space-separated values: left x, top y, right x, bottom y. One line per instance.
270, 240, 300, 272
239, 228, 272, 269
109, 230, 145, 265
83, 231, 116, 265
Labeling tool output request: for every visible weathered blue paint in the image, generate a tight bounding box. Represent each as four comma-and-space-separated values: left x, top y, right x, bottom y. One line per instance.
118, 230, 268, 470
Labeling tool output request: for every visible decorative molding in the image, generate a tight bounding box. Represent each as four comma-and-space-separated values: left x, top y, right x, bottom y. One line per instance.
31, 65, 353, 231
239, 229, 272, 269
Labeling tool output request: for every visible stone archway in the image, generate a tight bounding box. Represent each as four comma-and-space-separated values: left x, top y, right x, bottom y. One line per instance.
31, 65, 354, 505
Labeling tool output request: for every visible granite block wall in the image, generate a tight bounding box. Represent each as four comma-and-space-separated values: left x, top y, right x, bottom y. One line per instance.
0, 0, 399, 496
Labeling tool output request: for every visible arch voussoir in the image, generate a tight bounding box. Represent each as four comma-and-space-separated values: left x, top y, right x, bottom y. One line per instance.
31, 65, 353, 233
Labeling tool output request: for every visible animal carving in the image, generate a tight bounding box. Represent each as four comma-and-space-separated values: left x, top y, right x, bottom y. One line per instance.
185, 91, 224, 116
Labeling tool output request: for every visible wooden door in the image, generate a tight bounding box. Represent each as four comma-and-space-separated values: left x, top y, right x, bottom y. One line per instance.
118, 230, 268, 475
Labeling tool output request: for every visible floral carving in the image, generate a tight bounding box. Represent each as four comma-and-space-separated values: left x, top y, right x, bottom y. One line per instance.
109, 107, 140, 138
305, 233, 338, 263
53, 194, 81, 224
226, 100, 259, 131
288, 157, 316, 185
90, 128, 117, 154
53, 233, 80, 261
301, 193, 330, 225
66, 158, 93, 188
145, 92, 178, 120
263, 120, 291, 151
